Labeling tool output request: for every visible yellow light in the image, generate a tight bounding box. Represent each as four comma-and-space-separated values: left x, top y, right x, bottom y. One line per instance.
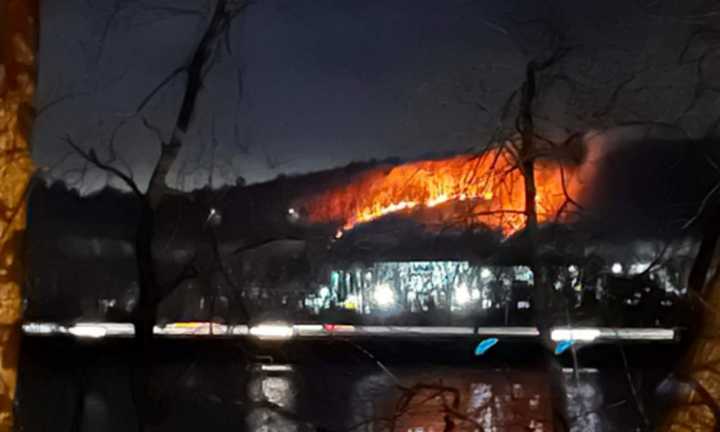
344, 295, 358, 310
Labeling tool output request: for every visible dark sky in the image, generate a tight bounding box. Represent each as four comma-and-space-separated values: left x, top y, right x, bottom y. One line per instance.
31, 0, 718, 192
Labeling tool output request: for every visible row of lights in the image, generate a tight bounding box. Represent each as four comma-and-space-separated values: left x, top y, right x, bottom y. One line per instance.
26, 322, 673, 345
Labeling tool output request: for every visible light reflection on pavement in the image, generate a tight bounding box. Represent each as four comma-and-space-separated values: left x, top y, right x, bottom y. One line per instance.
16, 339, 676, 432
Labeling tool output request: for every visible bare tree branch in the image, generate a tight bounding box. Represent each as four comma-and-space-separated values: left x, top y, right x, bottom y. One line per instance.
64, 135, 143, 198
135, 66, 187, 114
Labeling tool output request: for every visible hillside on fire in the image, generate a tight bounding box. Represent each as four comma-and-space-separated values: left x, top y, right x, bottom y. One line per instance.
24, 137, 716, 328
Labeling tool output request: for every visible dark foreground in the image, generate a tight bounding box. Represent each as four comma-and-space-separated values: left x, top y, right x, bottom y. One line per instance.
16, 337, 686, 431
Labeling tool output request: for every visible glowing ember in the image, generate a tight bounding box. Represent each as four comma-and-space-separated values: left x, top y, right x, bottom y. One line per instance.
300, 147, 583, 237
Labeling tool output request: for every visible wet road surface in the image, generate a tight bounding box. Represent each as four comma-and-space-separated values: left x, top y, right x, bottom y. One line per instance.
16, 337, 684, 431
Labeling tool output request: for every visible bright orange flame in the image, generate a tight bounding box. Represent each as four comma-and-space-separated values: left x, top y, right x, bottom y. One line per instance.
300, 148, 582, 237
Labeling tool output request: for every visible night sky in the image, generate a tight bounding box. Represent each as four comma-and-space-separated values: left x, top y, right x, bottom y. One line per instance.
31, 0, 718, 193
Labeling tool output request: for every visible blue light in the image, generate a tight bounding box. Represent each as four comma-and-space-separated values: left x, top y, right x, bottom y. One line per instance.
474, 337, 499, 355
554, 340, 574, 355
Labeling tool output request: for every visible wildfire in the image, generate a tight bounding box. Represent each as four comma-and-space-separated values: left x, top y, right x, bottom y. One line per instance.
299, 147, 583, 237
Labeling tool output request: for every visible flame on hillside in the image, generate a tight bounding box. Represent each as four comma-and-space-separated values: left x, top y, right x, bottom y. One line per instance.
299, 148, 584, 237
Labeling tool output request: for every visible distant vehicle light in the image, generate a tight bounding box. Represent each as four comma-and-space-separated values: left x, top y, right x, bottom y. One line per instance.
373, 283, 395, 307
22, 322, 60, 335
249, 323, 294, 340
611, 263, 623, 274
156, 321, 229, 335
258, 364, 293, 372
172, 322, 205, 328
517, 301, 530, 309
292, 324, 323, 337
68, 324, 107, 339
322, 324, 355, 333
562, 367, 599, 374
550, 328, 601, 342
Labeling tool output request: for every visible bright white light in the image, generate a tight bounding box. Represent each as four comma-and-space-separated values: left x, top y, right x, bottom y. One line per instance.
481, 299, 493, 309
68, 324, 107, 338
609, 328, 675, 340
22, 322, 60, 335
292, 324, 323, 337
206, 207, 222, 226
517, 301, 530, 309
568, 265, 578, 274
562, 367, 598, 374
427, 194, 449, 207
611, 262, 623, 274
455, 283, 471, 305
551, 328, 601, 342
249, 324, 294, 340
259, 364, 294, 372
481, 268, 492, 279
287, 208, 300, 222
374, 283, 395, 307
318, 286, 330, 299
629, 262, 651, 274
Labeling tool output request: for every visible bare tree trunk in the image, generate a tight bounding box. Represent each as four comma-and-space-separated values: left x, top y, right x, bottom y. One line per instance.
517, 60, 550, 337
135, 0, 230, 345
0, 0, 37, 430
65, 10, 238, 425
519, 62, 539, 238
687, 205, 720, 296
125, 2, 233, 428
661, 207, 720, 431
661, 270, 720, 431
134, 205, 157, 348
145, 0, 230, 209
